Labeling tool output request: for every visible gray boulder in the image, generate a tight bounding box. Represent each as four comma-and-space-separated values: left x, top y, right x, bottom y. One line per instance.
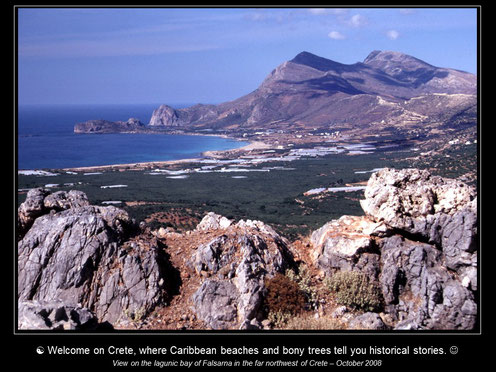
310, 215, 387, 278
17, 190, 169, 326
192, 280, 239, 329
310, 169, 477, 330
190, 217, 294, 329
379, 235, 476, 330
18, 300, 103, 330
349, 312, 388, 330
17, 188, 90, 239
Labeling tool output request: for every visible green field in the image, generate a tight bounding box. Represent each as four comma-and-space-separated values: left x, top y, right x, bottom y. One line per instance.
17, 142, 477, 240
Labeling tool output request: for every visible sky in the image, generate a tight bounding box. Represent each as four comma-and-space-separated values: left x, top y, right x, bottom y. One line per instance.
17, 7, 478, 105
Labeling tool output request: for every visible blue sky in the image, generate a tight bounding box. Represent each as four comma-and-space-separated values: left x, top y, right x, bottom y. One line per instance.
17, 7, 478, 105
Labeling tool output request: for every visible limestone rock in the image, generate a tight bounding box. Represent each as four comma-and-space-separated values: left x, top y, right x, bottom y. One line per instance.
196, 212, 232, 231
310, 215, 386, 277
348, 312, 388, 330
191, 280, 239, 329
17, 190, 169, 326
379, 235, 476, 330
310, 169, 477, 330
361, 168, 477, 284
149, 105, 181, 127
190, 217, 294, 329
360, 168, 476, 243
18, 300, 104, 330
17, 188, 90, 239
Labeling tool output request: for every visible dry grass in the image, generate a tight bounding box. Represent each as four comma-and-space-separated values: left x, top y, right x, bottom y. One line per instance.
284, 314, 346, 330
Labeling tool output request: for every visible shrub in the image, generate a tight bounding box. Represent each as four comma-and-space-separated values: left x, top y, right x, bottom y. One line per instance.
325, 271, 383, 312
264, 273, 306, 319
267, 311, 293, 329
286, 266, 320, 309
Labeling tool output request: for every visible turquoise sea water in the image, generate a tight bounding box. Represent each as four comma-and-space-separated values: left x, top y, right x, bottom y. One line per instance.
17, 104, 247, 169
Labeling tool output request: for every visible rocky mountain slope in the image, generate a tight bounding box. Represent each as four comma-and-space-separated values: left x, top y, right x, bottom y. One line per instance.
74, 50, 476, 140
17, 168, 478, 331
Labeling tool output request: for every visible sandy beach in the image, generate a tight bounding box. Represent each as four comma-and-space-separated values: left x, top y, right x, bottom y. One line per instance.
60, 140, 272, 173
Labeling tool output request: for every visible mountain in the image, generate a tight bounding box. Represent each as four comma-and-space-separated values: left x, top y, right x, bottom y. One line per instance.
75, 50, 476, 138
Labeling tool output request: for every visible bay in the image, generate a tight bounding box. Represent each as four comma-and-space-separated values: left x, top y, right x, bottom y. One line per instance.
17, 104, 247, 169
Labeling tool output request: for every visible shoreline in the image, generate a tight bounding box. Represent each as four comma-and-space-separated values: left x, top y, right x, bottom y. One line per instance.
26, 139, 273, 173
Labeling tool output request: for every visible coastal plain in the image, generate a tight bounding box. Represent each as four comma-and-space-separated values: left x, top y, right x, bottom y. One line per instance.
17, 132, 476, 239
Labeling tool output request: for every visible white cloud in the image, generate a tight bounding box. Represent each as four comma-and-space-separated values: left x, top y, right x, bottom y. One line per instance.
386, 30, 400, 40
349, 14, 367, 27
19, 38, 220, 58
328, 31, 346, 40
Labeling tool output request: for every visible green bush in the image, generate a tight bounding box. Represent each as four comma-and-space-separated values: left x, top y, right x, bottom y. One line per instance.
326, 271, 383, 312
286, 266, 320, 309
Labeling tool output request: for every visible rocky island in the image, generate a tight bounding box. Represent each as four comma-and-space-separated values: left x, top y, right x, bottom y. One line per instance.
74, 117, 145, 134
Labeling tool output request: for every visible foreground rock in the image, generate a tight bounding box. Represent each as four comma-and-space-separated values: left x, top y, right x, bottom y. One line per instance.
18, 300, 112, 330
379, 236, 476, 330
361, 168, 477, 286
310, 215, 387, 279
189, 213, 295, 329
17, 189, 90, 239
17, 189, 169, 326
311, 168, 477, 330
17, 167, 477, 331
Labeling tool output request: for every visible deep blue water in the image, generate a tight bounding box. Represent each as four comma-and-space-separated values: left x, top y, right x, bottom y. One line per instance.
17, 104, 247, 169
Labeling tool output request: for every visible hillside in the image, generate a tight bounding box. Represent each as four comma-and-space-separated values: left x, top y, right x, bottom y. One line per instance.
18, 168, 478, 331
75, 50, 476, 142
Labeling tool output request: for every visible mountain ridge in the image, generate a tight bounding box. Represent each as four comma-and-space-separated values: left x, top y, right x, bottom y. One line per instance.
74, 50, 476, 141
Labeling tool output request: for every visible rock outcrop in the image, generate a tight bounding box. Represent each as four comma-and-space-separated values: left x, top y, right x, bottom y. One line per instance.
189, 214, 295, 329
17, 167, 477, 331
310, 168, 477, 330
310, 215, 387, 279
17, 189, 169, 326
148, 105, 181, 127
18, 300, 108, 330
17, 188, 90, 240
361, 168, 477, 285
74, 118, 145, 133
195, 212, 232, 231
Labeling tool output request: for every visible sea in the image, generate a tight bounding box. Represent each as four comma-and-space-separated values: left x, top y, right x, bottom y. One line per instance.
17, 104, 247, 170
